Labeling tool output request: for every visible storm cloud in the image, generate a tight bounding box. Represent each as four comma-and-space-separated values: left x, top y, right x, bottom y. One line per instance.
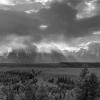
37, 1, 100, 37
0, 1, 100, 38
0, 0, 100, 62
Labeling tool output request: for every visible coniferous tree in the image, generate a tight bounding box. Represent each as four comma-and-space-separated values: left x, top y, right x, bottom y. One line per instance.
76, 68, 99, 100
88, 73, 99, 100
76, 78, 89, 100
76, 68, 89, 100
80, 68, 89, 79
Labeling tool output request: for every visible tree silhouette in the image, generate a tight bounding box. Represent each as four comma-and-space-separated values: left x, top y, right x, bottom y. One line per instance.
76, 68, 99, 100
88, 73, 99, 100
80, 68, 89, 79
76, 68, 89, 100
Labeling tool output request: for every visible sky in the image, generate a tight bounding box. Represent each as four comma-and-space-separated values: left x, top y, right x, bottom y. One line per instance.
0, 0, 100, 63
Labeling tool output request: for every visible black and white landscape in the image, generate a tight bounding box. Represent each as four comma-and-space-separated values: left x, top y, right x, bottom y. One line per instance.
0, 0, 99, 100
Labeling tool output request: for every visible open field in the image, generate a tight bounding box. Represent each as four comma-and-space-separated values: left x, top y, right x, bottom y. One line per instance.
0, 63, 99, 100
0, 63, 100, 77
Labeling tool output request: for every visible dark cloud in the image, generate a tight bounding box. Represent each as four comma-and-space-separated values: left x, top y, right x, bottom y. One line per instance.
0, 1, 100, 39
0, 10, 41, 39
1, 1, 100, 39
38, 2, 76, 36
37, 1, 100, 37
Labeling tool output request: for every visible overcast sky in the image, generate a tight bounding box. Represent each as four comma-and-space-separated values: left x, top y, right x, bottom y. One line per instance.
0, 0, 100, 63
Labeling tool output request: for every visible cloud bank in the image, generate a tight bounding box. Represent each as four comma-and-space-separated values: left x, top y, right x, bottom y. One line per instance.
0, 0, 100, 62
